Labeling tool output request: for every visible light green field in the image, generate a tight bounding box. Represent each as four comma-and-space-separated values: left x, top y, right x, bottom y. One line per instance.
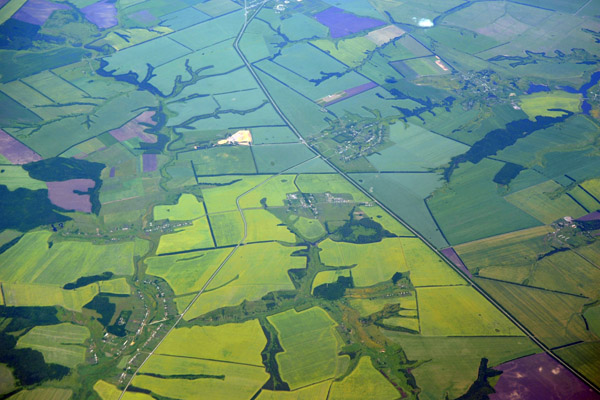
312, 37, 376, 67
520, 91, 581, 120
238, 175, 297, 208
531, 250, 600, 298
293, 217, 326, 241
184, 242, 304, 319
312, 270, 351, 293
318, 238, 406, 287
156, 217, 214, 255
556, 341, 600, 388
2, 282, 98, 311
157, 320, 266, 365
581, 178, 600, 199
329, 356, 399, 400
145, 248, 230, 295
0, 0, 28, 26
360, 205, 413, 236
94, 380, 153, 400
154, 194, 205, 221
193, 0, 240, 17
16, 323, 90, 368
210, 211, 244, 247
0, 229, 21, 247
382, 316, 419, 332
505, 180, 587, 223
401, 238, 465, 287
93, 27, 172, 51
418, 286, 523, 336
0, 231, 135, 286
256, 381, 331, 400
568, 185, 600, 212
0, 166, 46, 191
386, 334, 539, 400
202, 175, 270, 213
99, 278, 131, 295
404, 56, 451, 76
296, 174, 369, 201
475, 278, 594, 348
268, 307, 348, 390
8, 387, 73, 400
348, 294, 416, 317
133, 357, 269, 400
0, 364, 15, 396
244, 209, 296, 243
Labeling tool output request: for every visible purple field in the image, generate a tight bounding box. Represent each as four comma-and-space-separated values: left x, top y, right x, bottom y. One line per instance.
142, 153, 157, 172
109, 167, 115, 178
13, 0, 69, 25
0, 0, 9, 7
0, 129, 42, 164
110, 111, 157, 143
441, 247, 473, 278
491, 353, 600, 400
325, 82, 378, 106
314, 7, 384, 38
577, 211, 600, 222
46, 179, 95, 213
81, 0, 117, 29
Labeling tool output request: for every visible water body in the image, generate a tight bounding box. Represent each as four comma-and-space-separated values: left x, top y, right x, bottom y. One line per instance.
527, 83, 550, 94
557, 70, 600, 115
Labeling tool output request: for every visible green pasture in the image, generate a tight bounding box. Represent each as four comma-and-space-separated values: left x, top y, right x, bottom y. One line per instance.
312, 37, 376, 67
99, 278, 131, 295
531, 250, 600, 298
312, 270, 351, 293
382, 316, 419, 332
184, 242, 303, 319
327, 88, 420, 119
0, 364, 15, 396
16, 323, 90, 368
293, 217, 327, 241
0, 166, 46, 191
252, 144, 315, 173
251, 127, 299, 145
9, 388, 74, 400
194, 0, 241, 17
179, 146, 256, 176
348, 294, 417, 317
22, 70, 91, 105
275, 42, 346, 80
401, 238, 465, 286
380, 35, 431, 60
156, 319, 266, 365
329, 356, 398, 400
202, 175, 269, 213
169, 10, 243, 51
2, 282, 98, 311
258, 9, 328, 41
567, 185, 600, 212
359, 205, 413, 236
210, 211, 244, 247
296, 174, 369, 201
256, 380, 331, 400
91, 27, 172, 51
166, 95, 219, 126
238, 175, 296, 208
145, 248, 229, 295
557, 342, 600, 388
519, 92, 581, 120
154, 193, 205, 221
424, 26, 499, 54
386, 334, 539, 400
244, 209, 296, 243
268, 307, 347, 390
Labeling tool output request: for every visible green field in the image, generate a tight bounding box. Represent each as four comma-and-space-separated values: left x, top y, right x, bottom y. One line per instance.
16, 323, 90, 368
268, 307, 348, 390
475, 278, 595, 348
244, 209, 296, 243
202, 175, 270, 213
145, 248, 230, 295
348, 294, 417, 317
312, 270, 351, 293
2, 282, 98, 311
296, 174, 368, 201
156, 217, 214, 254
312, 37, 377, 67
9, 387, 74, 400
417, 286, 523, 336
184, 242, 304, 319
401, 238, 465, 286
293, 217, 327, 241
154, 194, 205, 221
252, 144, 315, 173
238, 175, 297, 208
256, 380, 331, 400
99, 278, 131, 295
0, 166, 46, 191
209, 211, 244, 247
0, 364, 15, 395
179, 146, 257, 176
329, 356, 398, 400
382, 316, 420, 332
519, 91, 582, 119
156, 319, 266, 365
386, 334, 539, 400
556, 342, 600, 388
360, 205, 413, 236
94, 380, 153, 400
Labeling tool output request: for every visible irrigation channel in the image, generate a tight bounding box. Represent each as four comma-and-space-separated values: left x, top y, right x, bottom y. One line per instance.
120, 2, 600, 397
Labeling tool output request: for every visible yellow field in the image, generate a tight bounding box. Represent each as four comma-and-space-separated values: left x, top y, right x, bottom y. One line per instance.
94, 380, 153, 400
296, 174, 369, 201
293, 216, 326, 241
202, 175, 270, 213
581, 178, 600, 199
417, 286, 523, 336
153, 193, 205, 221
256, 380, 331, 399
2, 282, 98, 311
360, 205, 413, 236
210, 211, 244, 246
134, 356, 269, 400
383, 316, 420, 332
311, 270, 351, 293
184, 242, 304, 319
519, 91, 581, 119
329, 356, 398, 400
156, 319, 266, 366
505, 180, 587, 223
145, 248, 230, 295
156, 217, 214, 254
348, 294, 416, 317
401, 238, 464, 286
8, 387, 73, 400
239, 175, 297, 208
244, 209, 296, 243
99, 278, 131, 295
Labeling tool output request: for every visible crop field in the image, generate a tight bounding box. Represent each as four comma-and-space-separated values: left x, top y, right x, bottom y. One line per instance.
268, 307, 347, 390
2, 282, 98, 311
366, 123, 468, 172
312, 270, 351, 293
329, 356, 398, 400
156, 218, 215, 254
251, 127, 299, 145
581, 178, 600, 199
194, 0, 240, 17
382, 316, 420, 332
556, 342, 600, 388
293, 217, 327, 241
519, 92, 582, 120
9, 388, 74, 400
209, 211, 244, 247
296, 174, 368, 201
0, 231, 134, 285
16, 323, 90, 368
0, 166, 46, 191
475, 278, 594, 348
327, 87, 420, 119
179, 146, 257, 176
244, 209, 297, 243
359, 205, 413, 236
504, 180, 587, 223
401, 238, 465, 286
202, 175, 269, 213
312, 37, 377, 67
258, 10, 328, 41
156, 320, 266, 365
257, 380, 331, 400
145, 248, 230, 295
319, 238, 407, 287
238, 175, 296, 208
387, 334, 539, 400
568, 185, 600, 212
348, 294, 417, 317
423, 26, 499, 54
417, 286, 523, 336
94, 380, 153, 400
530, 251, 600, 298
252, 144, 315, 173
153, 194, 205, 221
99, 278, 131, 295
184, 242, 304, 319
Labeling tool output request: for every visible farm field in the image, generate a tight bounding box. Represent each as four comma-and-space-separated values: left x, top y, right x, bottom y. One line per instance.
1, 0, 599, 398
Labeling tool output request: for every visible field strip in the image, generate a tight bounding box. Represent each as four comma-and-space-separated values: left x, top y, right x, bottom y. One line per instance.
153, 353, 264, 368
231, 2, 600, 394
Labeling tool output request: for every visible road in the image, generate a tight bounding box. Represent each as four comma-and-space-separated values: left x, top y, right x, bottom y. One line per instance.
232, 2, 600, 394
